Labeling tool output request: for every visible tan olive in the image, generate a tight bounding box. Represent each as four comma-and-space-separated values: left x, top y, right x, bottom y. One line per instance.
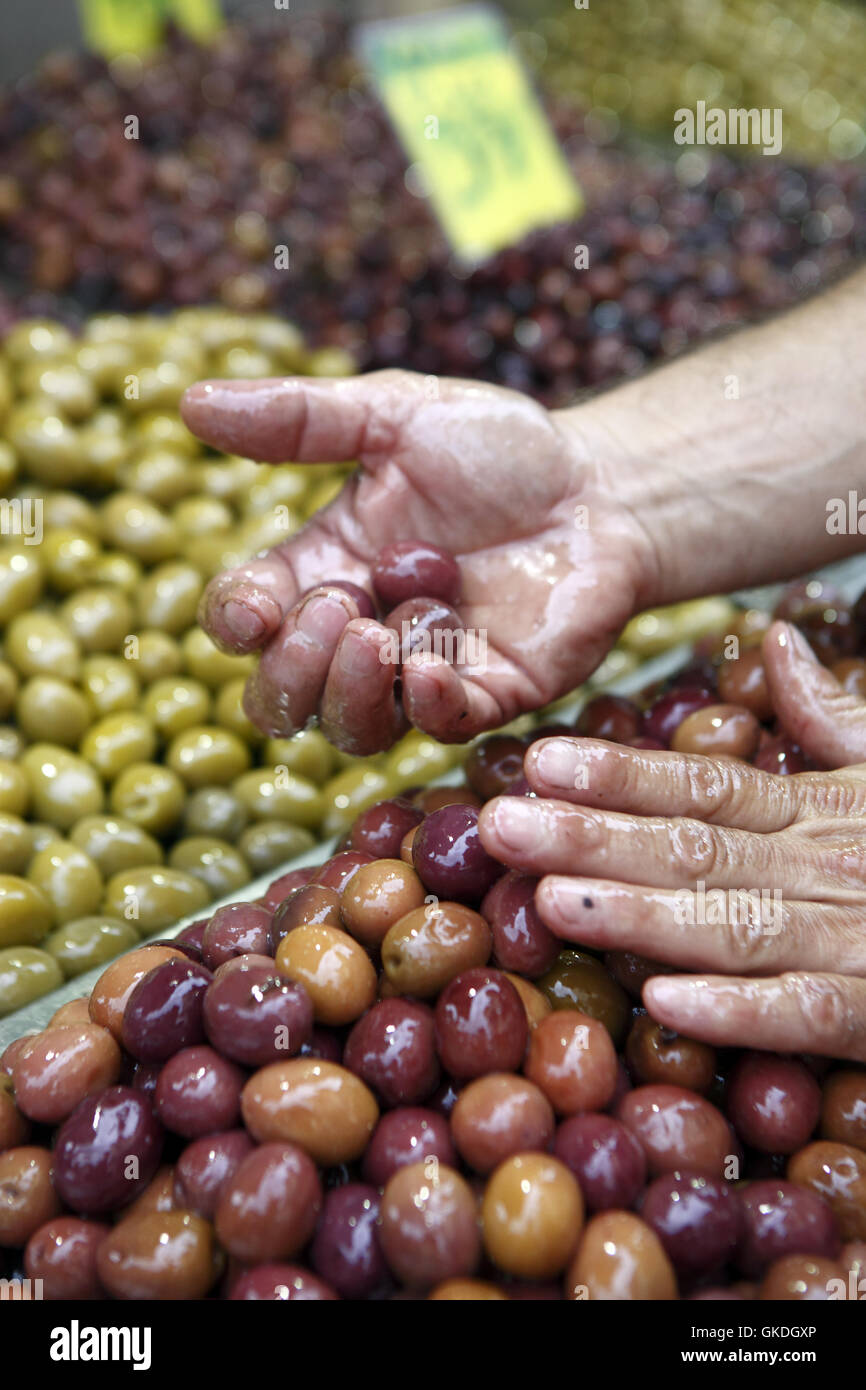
482, 1153, 583, 1280
0, 726, 23, 761
109, 762, 185, 835
0, 876, 54, 947
0, 948, 63, 1016
172, 495, 233, 539
19, 744, 104, 829
428, 1280, 508, 1301
11, 1024, 121, 1124
102, 866, 211, 936
340, 860, 427, 949
0, 815, 33, 874
97, 1210, 217, 1301
0, 661, 19, 719
16, 677, 90, 745
788, 1142, 866, 1242
28, 842, 103, 926
99, 492, 180, 564
141, 677, 211, 739
120, 449, 198, 506
58, 586, 134, 652
0, 1147, 62, 1246
89, 944, 187, 1039
237, 821, 315, 875
69, 815, 163, 876
39, 529, 101, 593
566, 1211, 677, 1300
136, 562, 202, 634
45, 916, 140, 979
504, 972, 553, 1029
49, 998, 92, 1027
241, 1059, 379, 1165
264, 730, 336, 784
0, 759, 29, 816
133, 630, 183, 683
181, 786, 249, 841
671, 703, 761, 760
167, 837, 251, 898
212, 678, 262, 744
120, 1165, 178, 1222
275, 923, 377, 1026
5, 612, 81, 680
232, 767, 324, 828
0, 545, 43, 626
0, 1089, 30, 1151
166, 725, 251, 789
80, 713, 157, 780
80, 654, 141, 716
181, 628, 255, 688
87, 551, 143, 593
381, 902, 492, 998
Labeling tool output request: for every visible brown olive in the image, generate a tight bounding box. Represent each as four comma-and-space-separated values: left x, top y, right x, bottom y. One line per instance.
381, 1161, 480, 1288
482, 1153, 583, 1280
567, 1211, 677, 1300
214, 1143, 321, 1264
821, 1070, 866, 1150
340, 859, 427, 949
787, 1142, 866, 1241
759, 1253, 847, 1300
12, 1024, 121, 1124
0, 1089, 30, 1152
671, 703, 761, 759
24, 1215, 109, 1300
429, 1279, 507, 1300
625, 1016, 716, 1093
97, 1210, 218, 1300
275, 923, 376, 1026
716, 648, 775, 720
503, 971, 552, 1028
452, 1075, 555, 1174
241, 1059, 379, 1165
0, 1146, 62, 1246
381, 902, 491, 997
16, 677, 90, 746
830, 658, 866, 698
526, 1010, 618, 1115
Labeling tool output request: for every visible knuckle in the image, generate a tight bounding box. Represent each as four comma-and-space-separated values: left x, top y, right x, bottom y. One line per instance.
670, 819, 722, 881
728, 900, 779, 966
685, 756, 739, 821
781, 972, 857, 1043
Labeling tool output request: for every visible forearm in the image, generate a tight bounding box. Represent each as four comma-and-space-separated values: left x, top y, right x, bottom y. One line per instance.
557, 265, 866, 607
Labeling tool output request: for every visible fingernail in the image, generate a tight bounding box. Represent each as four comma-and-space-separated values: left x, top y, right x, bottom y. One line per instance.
535, 738, 581, 791
223, 599, 266, 646
296, 595, 351, 648
778, 621, 816, 661
490, 798, 545, 853
339, 629, 383, 678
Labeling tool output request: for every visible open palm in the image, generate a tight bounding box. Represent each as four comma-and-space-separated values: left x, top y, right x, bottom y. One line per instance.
181, 370, 653, 754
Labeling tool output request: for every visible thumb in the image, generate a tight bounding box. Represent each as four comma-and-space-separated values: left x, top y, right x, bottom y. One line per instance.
762, 619, 866, 768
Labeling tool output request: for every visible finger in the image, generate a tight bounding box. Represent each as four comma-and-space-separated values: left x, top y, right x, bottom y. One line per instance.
764, 620, 866, 768
534, 875, 866, 976
524, 736, 809, 832
318, 620, 408, 756
241, 586, 360, 737
402, 653, 508, 743
181, 373, 415, 464
478, 794, 829, 895
643, 972, 866, 1062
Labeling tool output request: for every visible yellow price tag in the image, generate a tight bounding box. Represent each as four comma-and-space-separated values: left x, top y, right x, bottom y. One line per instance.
79, 0, 222, 57
357, 4, 582, 263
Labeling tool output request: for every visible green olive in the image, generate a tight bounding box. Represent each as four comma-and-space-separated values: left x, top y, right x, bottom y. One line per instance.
121, 362, 198, 415
0, 545, 44, 625
0, 947, 63, 1017
141, 677, 211, 739
0, 816, 33, 874
77, 428, 128, 489
263, 729, 337, 784
41, 491, 100, 535
19, 744, 104, 830
28, 842, 103, 927
38, 529, 102, 594
0, 875, 54, 946
244, 466, 308, 515
303, 474, 347, 518
212, 678, 261, 744
0, 443, 16, 492
319, 765, 392, 838
168, 837, 251, 898
172, 495, 233, 539
0, 662, 19, 719
198, 455, 261, 503
210, 346, 275, 380
4, 319, 74, 364
28, 822, 64, 857
16, 677, 91, 746
0, 759, 29, 817
180, 629, 255, 687
45, 915, 139, 979
132, 412, 199, 457
75, 340, 134, 393
119, 449, 199, 506
87, 551, 143, 593
8, 412, 85, 485
99, 492, 181, 564
79, 713, 157, 780
385, 731, 461, 791
69, 815, 163, 876
0, 726, 23, 761
232, 767, 324, 829
57, 585, 134, 653
236, 511, 297, 556
133, 630, 182, 683
166, 725, 251, 789
307, 346, 355, 378
238, 820, 316, 876
80, 654, 141, 716
136, 562, 203, 634
102, 866, 211, 936
81, 314, 132, 345
185, 534, 248, 579
181, 786, 249, 840
18, 364, 97, 420
109, 762, 185, 835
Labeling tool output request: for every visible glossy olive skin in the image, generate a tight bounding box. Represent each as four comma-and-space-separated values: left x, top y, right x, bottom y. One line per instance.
362, 1107, 457, 1187
671, 703, 761, 759
0, 1146, 63, 1247
215, 1142, 322, 1263
53, 1087, 164, 1214
241, 1060, 379, 1166
343, 1000, 440, 1107
25, 1216, 109, 1300
173, 1130, 255, 1220
12, 1024, 122, 1124
567, 1211, 677, 1300
536, 952, 630, 1045
482, 1153, 583, 1280
481, 871, 559, 978
97, 1211, 218, 1301
434, 968, 527, 1079
726, 1052, 821, 1154
626, 1016, 716, 1094
121, 959, 213, 1063
380, 1161, 480, 1288
736, 1180, 840, 1277
616, 1085, 737, 1179
311, 1183, 388, 1300
451, 1075, 554, 1174
787, 1142, 866, 1241
821, 1069, 866, 1150
381, 902, 491, 998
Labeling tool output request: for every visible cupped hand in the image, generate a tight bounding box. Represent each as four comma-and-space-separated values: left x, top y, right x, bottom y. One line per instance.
479, 620, 866, 1061
181, 371, 654, 754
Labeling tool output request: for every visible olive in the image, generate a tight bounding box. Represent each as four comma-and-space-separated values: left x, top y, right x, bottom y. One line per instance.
0, 726, 23, 761
19, 364, 96, 419
19, 744, 104, 829
133, 630, 183, 683
39, 530, 101, 593
79, 655, 140, 716
136, 562, 203, 634
28, 842, 103, 926
69, 815, 164, 876
99, 492, 180, 564
80, 713, 157, 780
133, 412, 199, 457
213, 680, 262, 744
536, 952, 631, 1045
9, 414, 85, 486
172, 495, 233, 540
181, 629, 255, 688
168, 837, 251, 898
58, 586, 134, 652
44, 916, 140, 978
87, 551, 143, 593
5, 613, 81, 680
16, 677, 90, 746
110, 763, 185, 835
0, 661, 19, 719
0, 759, 29, 816
166, 725, 251, 789
102, 867, 211, 936
0, 947, 63, 1016
0, 546, 43, 625
40, 491, 99, 536
385, 730, 460, 791
237, 821, 316, 876
0, 815, 33, 874
182, 786, 249, 841
0, 875, 54, 947
263, 730, 336, 784
320, 765, 392, 838
120, 449, 198, 506
233, 768, 324, 829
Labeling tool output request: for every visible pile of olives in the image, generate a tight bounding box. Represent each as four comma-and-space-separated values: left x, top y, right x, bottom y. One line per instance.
0, 620, 864, 1300
0, 308, 471, 1017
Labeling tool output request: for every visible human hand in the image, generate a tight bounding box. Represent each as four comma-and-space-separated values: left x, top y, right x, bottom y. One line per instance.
181, 371, 655, 754
479, 620, 866, 1061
